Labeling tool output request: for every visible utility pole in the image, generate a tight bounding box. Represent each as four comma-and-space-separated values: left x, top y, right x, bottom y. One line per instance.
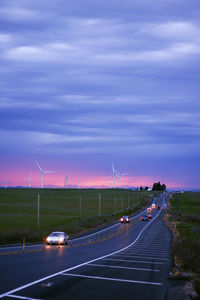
114, 197, 117, 213
79, 195, 82, 224
99, 193, 101, 217
37, 194, 40, 230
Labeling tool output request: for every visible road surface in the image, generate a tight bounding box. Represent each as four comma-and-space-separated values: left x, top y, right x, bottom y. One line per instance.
0, 193, 172, 299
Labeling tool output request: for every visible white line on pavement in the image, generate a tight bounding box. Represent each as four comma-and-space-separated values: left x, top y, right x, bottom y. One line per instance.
7, 294, 41, 300
61, 272, 163, 286
113, 255, 168, 261
102, 258, 164, 265
88, 263, 160, 272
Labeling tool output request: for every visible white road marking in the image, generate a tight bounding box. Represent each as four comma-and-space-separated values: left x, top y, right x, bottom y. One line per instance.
0, 209, 162, 299
124, 249, 168, 254
61, 272, 163, 286
129, 251, 168, 256
103, 258, 164, 265
7, 295, 41, 300
88, 263, 160, 272
113, 255, 168, 261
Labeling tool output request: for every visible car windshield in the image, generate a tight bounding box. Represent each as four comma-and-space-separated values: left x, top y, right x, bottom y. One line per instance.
123, 216, 128, 218
50, 232, 64, 237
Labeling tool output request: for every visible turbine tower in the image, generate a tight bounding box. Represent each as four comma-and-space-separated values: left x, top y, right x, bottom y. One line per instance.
107, 163, 119, 188
65, 175, 68, 189
25, 172, 32, 188
77, 181, 80, 189
5, 177, 8, 188
35, 161, 54, 189
117, 171, 128, 188
107, 163, 128, 188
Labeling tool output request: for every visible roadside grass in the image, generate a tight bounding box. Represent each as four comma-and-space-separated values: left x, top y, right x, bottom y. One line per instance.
168, 192, 200, 297
0, 188, 150, 244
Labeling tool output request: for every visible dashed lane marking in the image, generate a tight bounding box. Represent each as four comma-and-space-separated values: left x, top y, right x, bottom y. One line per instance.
88, 263, 160, 272
61, 272, 163, 286
7, 294, 42, 300
113, 254, 168, 261
102, 258, 164, 265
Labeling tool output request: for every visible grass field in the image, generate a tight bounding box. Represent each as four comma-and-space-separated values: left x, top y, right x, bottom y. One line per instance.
169, 192, 200, 241
168, 192, 200, 295
0, 188, 149, 243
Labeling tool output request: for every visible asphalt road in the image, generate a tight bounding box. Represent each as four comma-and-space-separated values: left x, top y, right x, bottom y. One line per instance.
0, 193, 171, 300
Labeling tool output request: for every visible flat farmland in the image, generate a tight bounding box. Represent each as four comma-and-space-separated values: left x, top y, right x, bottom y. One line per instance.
0, 188, 148, 243
168, 192, 200, 296
170, 191, 200, 240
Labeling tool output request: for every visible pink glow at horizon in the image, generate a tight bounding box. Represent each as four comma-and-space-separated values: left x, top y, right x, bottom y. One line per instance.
0, 170, 185, 189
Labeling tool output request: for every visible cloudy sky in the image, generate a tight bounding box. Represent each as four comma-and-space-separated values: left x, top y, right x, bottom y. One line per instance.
0, 0, 200, 189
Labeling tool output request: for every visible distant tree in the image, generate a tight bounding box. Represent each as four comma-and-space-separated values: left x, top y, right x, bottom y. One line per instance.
152, 182, 166, 191
145, 186, 148, 191
140, 186, 143, 191
161, 184, 166, 191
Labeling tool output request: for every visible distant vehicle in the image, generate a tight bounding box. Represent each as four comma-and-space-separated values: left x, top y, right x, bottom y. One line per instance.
140, 215, 149, 222
157, 206, 162, 210
120, 215, 130, 223
151, 203, 156, 209
147, 207, 152, 212
46, 231, 69, 245
147, 214, 152, 219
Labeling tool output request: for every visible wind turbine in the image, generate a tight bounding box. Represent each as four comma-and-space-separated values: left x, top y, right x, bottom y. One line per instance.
35, 161, 54, 189
107, 163, 128, 188
25, 172, 32, 188
107, 163, 119, 189
117, 171, 129, 188
65, 175, 68, 189
77, 181, 81, 189
5, 177, 8, 188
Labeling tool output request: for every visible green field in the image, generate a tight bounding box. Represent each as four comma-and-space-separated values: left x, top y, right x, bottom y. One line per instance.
168, 191, 200, 293
0, 188, 149, 243
170, 192, 200, 241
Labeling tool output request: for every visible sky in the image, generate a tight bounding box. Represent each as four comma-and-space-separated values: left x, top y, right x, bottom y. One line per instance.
0, 0, 200, 189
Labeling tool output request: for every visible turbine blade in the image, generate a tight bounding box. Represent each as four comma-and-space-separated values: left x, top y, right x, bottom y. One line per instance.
34, 174, 41, 183
35, 160, 42, 172
112, 162, 115, 174
115, 170, 120, 176
106, 175, 114, 180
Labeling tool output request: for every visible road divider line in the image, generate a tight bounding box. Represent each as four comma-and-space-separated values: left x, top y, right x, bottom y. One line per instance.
88, 263, 160, 272
102, 258, 164, 265
113, 254, 169, 261
61, 272, 163, 286
7, 294, 41, 300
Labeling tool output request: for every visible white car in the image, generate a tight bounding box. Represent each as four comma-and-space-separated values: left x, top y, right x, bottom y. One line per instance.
46, 231, 69, 245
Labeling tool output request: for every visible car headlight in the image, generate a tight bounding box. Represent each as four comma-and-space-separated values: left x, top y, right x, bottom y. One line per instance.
120, 218, 123, 221
47, 237, 50, 242
58, 237, 64, 242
